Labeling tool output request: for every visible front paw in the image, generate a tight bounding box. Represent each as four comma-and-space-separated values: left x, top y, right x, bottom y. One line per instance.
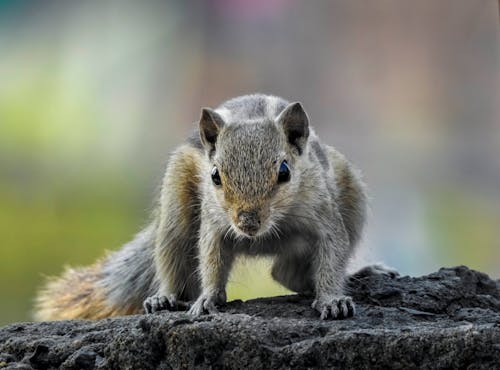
312, 295, 355, 320
188, 291, 226, 317
143, 294, 185, 314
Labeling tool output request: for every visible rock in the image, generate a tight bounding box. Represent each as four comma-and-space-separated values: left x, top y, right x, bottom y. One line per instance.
0, 266, 499, 369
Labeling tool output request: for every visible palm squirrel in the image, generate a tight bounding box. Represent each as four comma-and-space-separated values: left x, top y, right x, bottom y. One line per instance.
35, 94, 367, 321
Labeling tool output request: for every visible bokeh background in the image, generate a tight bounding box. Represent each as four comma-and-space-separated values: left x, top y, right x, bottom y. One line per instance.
1, 0, 499, 325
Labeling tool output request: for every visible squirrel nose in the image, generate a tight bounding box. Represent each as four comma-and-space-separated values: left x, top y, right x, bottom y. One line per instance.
237, 210, 261, 235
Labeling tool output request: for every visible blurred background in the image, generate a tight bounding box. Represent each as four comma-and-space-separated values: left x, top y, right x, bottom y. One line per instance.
0, 0, 499, 325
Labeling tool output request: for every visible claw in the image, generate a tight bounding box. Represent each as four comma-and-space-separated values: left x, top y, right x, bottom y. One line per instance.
346, 297, 356, 316
339, 300, 348, 317
143, 294, 185, 314
204, 299, 219, 314
313, 295, 355, 320
188, 293, 222, 317
188, 300, 204, 317
320, 306, 328, 320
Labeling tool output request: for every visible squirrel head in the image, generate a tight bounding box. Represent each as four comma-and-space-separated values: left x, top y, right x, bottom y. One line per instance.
199, 101, 310, 238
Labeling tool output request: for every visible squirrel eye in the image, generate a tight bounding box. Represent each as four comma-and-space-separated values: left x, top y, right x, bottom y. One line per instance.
278, 160, 291, 183
211, 166, 222, 186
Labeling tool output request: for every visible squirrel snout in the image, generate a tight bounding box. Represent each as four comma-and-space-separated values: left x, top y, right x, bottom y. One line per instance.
236, 210, 261, 236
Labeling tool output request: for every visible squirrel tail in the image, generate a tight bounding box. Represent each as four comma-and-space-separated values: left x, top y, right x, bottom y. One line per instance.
34, 226, 158, 321
34, 260, 134, 321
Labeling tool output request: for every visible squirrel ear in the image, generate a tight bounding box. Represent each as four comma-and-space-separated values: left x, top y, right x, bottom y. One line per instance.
276, 102, 310, 155
199, 108, 225, 152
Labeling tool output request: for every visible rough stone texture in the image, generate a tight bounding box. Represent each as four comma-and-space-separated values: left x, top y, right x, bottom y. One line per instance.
0, 266, 499, 369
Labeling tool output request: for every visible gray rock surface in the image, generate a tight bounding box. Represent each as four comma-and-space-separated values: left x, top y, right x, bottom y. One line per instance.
0, 266, 499, 369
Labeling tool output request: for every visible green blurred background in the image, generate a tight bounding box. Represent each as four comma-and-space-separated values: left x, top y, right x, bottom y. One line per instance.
1, 0, 499, 325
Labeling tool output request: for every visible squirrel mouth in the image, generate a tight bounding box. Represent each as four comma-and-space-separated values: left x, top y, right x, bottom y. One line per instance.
231, 222, 267, 239
235, 225, 260, 237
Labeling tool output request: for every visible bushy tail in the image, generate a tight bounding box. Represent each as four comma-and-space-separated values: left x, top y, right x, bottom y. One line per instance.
34, 226, 158, 321
34, 261, 137, 321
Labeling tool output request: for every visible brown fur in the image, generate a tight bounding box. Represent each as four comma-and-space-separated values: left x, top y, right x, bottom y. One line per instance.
155, 145, 203, 301
170, 146, 202, 230
34, 261, 138, 321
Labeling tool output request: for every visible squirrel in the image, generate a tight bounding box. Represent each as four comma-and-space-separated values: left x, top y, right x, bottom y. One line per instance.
35, 94, 368, 321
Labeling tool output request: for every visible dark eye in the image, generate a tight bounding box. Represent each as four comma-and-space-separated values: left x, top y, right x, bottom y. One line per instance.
278, 160, 290, 183
211, 166, 222, 186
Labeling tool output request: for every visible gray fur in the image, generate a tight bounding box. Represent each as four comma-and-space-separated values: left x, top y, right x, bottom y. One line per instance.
100, 224, 159, 310
216, 122, 282, 198
218, 94, 289, 122
99, 94, 367, 320
311, 140, 329, 170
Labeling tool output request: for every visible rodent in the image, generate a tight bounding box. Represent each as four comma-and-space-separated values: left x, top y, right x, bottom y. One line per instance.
35, 94, 367, 321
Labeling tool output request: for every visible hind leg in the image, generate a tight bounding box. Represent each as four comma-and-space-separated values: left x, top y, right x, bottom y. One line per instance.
271, 236, 315, 294
350, 263, 399, 280
271, 254, 314, 294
